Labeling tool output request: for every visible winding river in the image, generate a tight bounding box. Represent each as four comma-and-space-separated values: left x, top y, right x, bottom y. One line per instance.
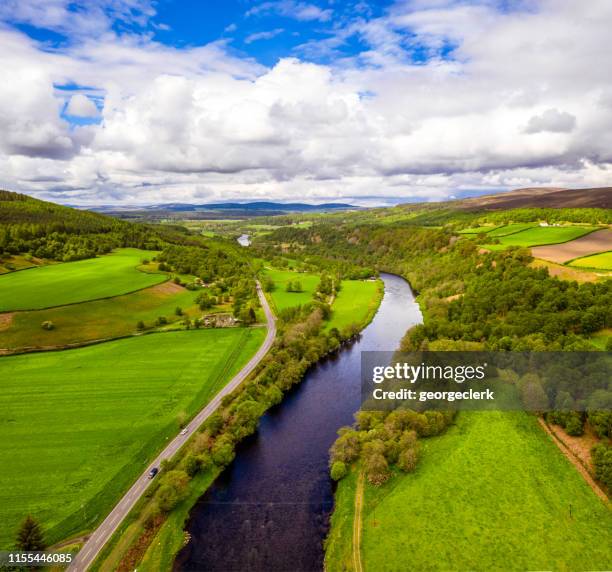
174, 273, 422, 572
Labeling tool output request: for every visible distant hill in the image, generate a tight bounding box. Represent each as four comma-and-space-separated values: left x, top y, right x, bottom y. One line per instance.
89, 201, 360, 220
0, 189, 123, 229
456, 186, 612, 210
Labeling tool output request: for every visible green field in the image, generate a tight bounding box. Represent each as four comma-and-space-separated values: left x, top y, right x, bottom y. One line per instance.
0, 327, 265, 548
0, 283, 219, 351
570, 251, 612, 270
458, 225, 501, 234
326, 280, 382, 332
0, 249, 164, 311
263, 268, 320, 311
487, 223, 538, 237
483, 226, 599, 250
326, 412, 611, 571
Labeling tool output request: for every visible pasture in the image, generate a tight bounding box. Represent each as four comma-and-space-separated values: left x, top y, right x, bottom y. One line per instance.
326, 280, 382, 332
569, 251, 612, 270
484, 225, 599, 250
263, 267, 320, 311
0, 249, 165, 312
326, 411, 612, 571
0, 282, 205, 351
0, 327, 265, 548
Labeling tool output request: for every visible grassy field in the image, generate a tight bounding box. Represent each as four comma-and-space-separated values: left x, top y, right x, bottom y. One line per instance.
483, 226, 599, 250
326, 412, 612, 571
263, 267, 320, 311
0, 327, 266, 548
326, 280, 383, 332
569, 251, 612, 270
487, 223, 538, 237
0, 249, 164, 311
0, 282, 230, 352
458, 225, 501, 234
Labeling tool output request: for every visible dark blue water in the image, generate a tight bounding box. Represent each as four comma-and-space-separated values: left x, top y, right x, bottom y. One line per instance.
174, 274, 422, 572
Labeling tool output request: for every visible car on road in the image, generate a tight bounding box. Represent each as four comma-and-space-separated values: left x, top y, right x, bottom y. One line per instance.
147, 467, 159, 479
180, 428, 188, 435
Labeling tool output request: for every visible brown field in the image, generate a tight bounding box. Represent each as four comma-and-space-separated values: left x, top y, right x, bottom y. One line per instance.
530, 259, 602, 283
458, 186, 612, 210
531, 228, 612, 263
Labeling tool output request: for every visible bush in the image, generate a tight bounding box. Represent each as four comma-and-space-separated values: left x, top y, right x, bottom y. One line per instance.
211, 437, 235, 466
330, 461, 347, 481
397, 446, 419, 472
136, 320, 145, 331
591, 443, 612, 490
155, 316, 168, 326
41, 321, 54, 331
175, 306, 183, 316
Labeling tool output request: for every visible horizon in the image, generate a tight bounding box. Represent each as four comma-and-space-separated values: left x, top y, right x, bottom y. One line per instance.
1, 1, 611, 205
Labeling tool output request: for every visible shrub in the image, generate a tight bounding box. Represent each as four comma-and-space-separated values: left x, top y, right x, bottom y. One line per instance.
591, 443, 612, 490
41, 321, 54, 331
397, 446, 419, 473
330, 461, 347, 481
136, 320, 145, 331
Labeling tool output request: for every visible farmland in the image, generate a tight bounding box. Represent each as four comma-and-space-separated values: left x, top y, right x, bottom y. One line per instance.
483, 225, 599, 249
326, 412, 612, 571
0, 249, 165, 312
0, 281, 234, 352
0, 327, 266, 548
531, 229, 612, 264
326, 280, 382, 332
263, 267, 320, 311
569, 251, 612, 270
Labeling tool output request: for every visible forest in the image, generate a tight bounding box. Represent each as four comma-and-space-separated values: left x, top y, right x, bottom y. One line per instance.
252, 214, 612, 490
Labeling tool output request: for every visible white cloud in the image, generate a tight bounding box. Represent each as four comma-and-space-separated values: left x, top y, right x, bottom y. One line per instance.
0, 0, 611, 204
245, 28, 285, 44
65, 94, 100, 117
246, 1, 332, 22
525, 108, 576, 134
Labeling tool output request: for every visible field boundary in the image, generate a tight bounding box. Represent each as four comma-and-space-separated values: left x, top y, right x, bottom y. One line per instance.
566, 249, 612, 268
353, 471, 365, 572
538, 418, 609, 503
0, 275, 170, 314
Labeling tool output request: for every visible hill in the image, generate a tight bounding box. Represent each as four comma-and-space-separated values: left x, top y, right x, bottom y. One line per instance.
457, 186, 612, 210
89, 201, 360, 221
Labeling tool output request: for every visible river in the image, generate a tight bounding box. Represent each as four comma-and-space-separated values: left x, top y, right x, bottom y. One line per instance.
174, 273, 422, 571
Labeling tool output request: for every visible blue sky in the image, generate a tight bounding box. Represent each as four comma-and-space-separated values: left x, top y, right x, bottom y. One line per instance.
0, 1, 610, 205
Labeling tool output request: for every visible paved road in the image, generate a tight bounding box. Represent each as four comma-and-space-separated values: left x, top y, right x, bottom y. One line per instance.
68, 282, 276, 571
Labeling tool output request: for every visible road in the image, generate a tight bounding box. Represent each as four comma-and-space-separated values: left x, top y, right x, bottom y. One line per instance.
68, 281, 276, 571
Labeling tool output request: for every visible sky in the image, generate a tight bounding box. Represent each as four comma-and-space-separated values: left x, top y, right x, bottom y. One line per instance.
0, 0, 611, 206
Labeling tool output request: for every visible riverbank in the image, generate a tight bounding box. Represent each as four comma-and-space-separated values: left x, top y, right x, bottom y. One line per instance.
325, 411, 612, 571
174, 274, 420, 571
90, 274, 388, 571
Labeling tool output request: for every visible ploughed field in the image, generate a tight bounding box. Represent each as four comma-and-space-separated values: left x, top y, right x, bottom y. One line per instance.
0, 248, 165, 311
326, 411, 612, 571
531, 229, 611, 264
0, 328, 265, 549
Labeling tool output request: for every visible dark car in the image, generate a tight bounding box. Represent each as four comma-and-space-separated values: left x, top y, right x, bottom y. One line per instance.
148, 467, 159, 479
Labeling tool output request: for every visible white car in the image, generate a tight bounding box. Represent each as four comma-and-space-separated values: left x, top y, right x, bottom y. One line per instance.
180, 428, 188, 436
